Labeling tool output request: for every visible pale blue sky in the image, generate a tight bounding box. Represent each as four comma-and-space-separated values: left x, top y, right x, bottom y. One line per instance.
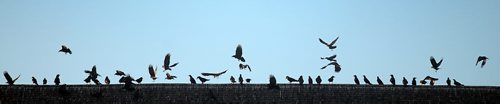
1, 0, 499, 86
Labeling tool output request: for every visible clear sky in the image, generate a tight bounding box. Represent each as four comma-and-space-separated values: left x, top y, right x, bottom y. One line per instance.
1, 0, 499, 86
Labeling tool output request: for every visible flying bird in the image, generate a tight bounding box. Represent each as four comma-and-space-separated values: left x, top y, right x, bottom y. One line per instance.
165, 73, 177, 80
320, 55, 337, 61
320, 61, 341, 72
201, 70, 228, 78
232, 44, 246, 62
319, 36, 339, 50
84, 76, 92, 84
424, 76, 438, 81
84, 65, 100, 78
430, 56, 443, 72
328, 76, 335, 84
43, 78, 47, 85
286, 76, 298, 83
105, 76, 110, 85
59, 45, 72, 54
316, 76, 322, 85
363, 75, 371, 85
446, 77, 451, 86
354, 75, 360, 85
402, 77, 408, 86
245, 78, 251, 83
3, 71, 20, 85
239, 63, 252, 72
230, 76, 236, 84
308, 76, 313, 85
376, 76, 384, 86
476, 56, 489, 68
298, 76, 304, 85
412, 77, 417, 86
32, 77, 38, 85
238, 74, 244, 85
148, 65, 158, 81
189, 75, 196, 84
115, 70, 125, 76
453, 79, 463, 86
54, 74, 61, 86
163, 53, 179, 71
197, 76, 209, 84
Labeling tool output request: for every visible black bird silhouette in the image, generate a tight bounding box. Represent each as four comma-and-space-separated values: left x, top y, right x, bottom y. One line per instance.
446, 77, 451, 86
84, 76, 92, 84
105, 76, 110, 85
232, 44, 246, 62
239, 63, 252, 72
119, 76, 126, 83
189, 75, 196, 84
230, 76, 236, 84
246, 78, 251, 83
363, 75, 371, 85
476, 56, 489, 68
402, 77, 408, 86
163, 53, 179, 71
424, 76, 438, 81
59, 45, 72, 54
197, 76, 209, 84
298, 76, 304, 85
148, 65, 158, 81
354, 75, 360, 85
3, 71, 20, 85
165, 73, 177, 80
420, 80, 427, 85
430, 56, 443, 72
328, 76, 335, 84
238, 74, 244, 85
453, 79, 463, 86
84, 65, 100, 78
319, 36, 339, 50
43, 78, 47, 85
91, 78, 101, 85
201, 70, 228, 78
136, 77, 143, 84
412, 77, 417, 86
389, 75, 395, 86
286, 76, 298, 83
321, 55, 337, 61
376, 76, 384, 86
268, 75, 279, 89
316, 76, 322, 85
115, 70, 125, 76
32, 77, 38, 85
321, 61, 341, 72
122, 75, 136, 91
308, 76, 313, 85
54, 74, 61, 86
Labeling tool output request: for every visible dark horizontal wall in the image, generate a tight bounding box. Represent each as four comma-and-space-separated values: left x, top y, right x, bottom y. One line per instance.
1, 84, 500, 104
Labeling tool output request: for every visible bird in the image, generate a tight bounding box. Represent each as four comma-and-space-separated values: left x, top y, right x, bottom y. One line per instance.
246, 78, 251, 83
354, 75, 360, 85
429, 80, 435, 86
476, 56, 489, 68
163, 53, 179, 71
197, 76, 209, 84
420, 80, 427, 85
115, 70, 125, 76
315, 76, 322, 85
189, 75, 196, 84
424, 76, 438, 81
91, 77, 101, 85
363, 75, 371, 85
3, 71, 20, 85
136, 77, 143, 84
238, 63, 252, 72
201, 70, 228, 78
453, 79, 463, 86
121, 75, 136, 91
58, 45, 72, 54
230, 76, 236, 84
148, 65, 157, 81
43, 78, 47, 85
238, 74, 244, 85
321, 55, 337, 61
430, 56, 443, 72
319, 36, 340, 50
84, 65, 100, 78
402, 77, 408, 86
232, 44, 246, 62
321, 61, 341, 72
412, 77, 417, 86
390, 74, 395, 86
165, 73, 177, 80
308, 76, 313, 85
105, 76, 110, 85
32, 77, 38, 85
54, 74, 61, 86
84, 76, 92, 84
286, 76, 298, 83
298, 76, 304, 85
446, 77, 451, 86
119, 76, 126, 83
268, 75, 279, 89
328, 76, 335, 84
376, 76, 384, 86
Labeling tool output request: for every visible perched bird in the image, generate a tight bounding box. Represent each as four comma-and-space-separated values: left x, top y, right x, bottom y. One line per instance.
402, 77, 408, 86
238, 74, 244, 85
3, 71, 20, 85
189, 75, 196, 84
238, 63, 252, 72
420, 80, 427, 85
43, 78, 47, 85
246, 78, 251, 83
54, 74, 61, 86
476, 56, 489, 68
163, 53, 179, 71
121, 75, 136, 91
453, 79, 463, 86
232, 44, 246, 62
412, 77, 417, 86
390, 74, 395, 86
446, 77, 451, 86
32, 77, 38, 85
315, 76, 322, 85
298, 76, 304, 85
354, 75, 360, 85
136, 77, 143, 84
319, 36, 340, 50
59, 45, 72, 54
376, 76, 384, 86
201, 70, 228, 78
430, 56, 443, 72
321, 61, 341, 72
115, 70, 125, 76
328, 76, 335, 84
363, 75, 372, 85
105, 76, 110, 85
230, 76, 236, 84
165, 73, 177, 80
308, 76, 313, 85
321, 55, 337, 61
148, 65, 158, 81
197, 76, 209, 84
268, 75, 279, 89
286, 76, 298, 83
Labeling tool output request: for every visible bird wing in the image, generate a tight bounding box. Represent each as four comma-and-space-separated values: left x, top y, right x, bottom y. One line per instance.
476, 56, 482, 66
430, 56, 438, 67
318, 38, 330, 46
235, 44, 243, 57
330, 36, 339, 45
481, 60, 487, 68
148, 65, 155, 77
218, 70, 228, 75
164, 53, 171, 68
84, 70, 92, 73
169, 62, 179, 67
247, 65, 252, 72
437, 58, 443, 66
3, 72, 12, 82
61, 45, 67, 50
201, 73, 217, 76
